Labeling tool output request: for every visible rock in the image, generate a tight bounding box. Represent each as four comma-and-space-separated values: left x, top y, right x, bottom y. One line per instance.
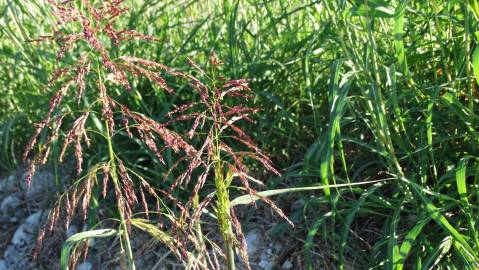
0, 195, 25, 225
0, 166, 70, 270
11, 211, 41, 246
77, 262, 93, 270
282, 259, 293, 269
259, 249, 274, 270
245, 229, 262, 257
67, 225, 78, 238
3, 211, 43, 269
0, 175, 17, 192
21, 170, 55, 196
1, 195, 21, 213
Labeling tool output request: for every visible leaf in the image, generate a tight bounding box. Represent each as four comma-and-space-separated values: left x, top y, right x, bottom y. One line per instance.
456, 156, 472, 212
339, 183, 382, 270
406, 180, 479, 265
386, 200, 402, 270
472, 47, 479, 83
456, 157, 479, 248
60, 229, 117, 270
230, 180, 387, 206
304, 212, 330, 270
351, 0, 395, 18
393, 7, 409, 77
395, 215, 431, 270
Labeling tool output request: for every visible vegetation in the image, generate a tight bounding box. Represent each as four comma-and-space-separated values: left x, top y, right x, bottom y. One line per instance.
1, 0, 479, 269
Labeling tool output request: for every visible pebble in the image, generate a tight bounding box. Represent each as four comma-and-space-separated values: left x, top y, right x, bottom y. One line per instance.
77, 262, 93, 270
282, 259, 293, 269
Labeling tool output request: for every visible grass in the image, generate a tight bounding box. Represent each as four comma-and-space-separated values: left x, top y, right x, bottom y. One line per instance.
1, 0, 479, 269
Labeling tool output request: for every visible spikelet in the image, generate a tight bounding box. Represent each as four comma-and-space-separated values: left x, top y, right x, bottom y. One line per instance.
75, 55, 91, 104
101, 164, 110, 198
59, 112, 90, 175
25, 161, 37, 188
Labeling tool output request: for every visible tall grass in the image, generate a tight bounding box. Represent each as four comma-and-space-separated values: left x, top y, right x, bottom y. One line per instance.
2, 0, 479, 269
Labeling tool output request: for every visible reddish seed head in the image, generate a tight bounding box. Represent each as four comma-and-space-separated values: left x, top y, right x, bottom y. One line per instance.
209, 52, 223, 67
139, 185, 149, 219
101, 165, 110, 198
25, 162, 36, 189
230, 207, 251, 270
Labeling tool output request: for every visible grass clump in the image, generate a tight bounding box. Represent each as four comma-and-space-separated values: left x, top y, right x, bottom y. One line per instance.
21, 1, 287, 269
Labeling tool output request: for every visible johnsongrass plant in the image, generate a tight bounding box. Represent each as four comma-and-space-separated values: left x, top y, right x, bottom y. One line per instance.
163, 54, 292, 270
22, 1, 288, 269
23, 1, 197, 269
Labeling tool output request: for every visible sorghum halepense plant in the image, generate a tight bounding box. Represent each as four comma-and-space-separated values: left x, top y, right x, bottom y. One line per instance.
23, 1, 291, 269
163, 54, 293, 270
23, 1, 199, 269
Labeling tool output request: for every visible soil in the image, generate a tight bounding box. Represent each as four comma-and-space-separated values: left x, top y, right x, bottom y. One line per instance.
0, 165, 303, 270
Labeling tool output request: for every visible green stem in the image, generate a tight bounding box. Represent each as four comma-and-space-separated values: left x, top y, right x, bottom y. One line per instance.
212, 104, 235, 270
105, 120, 136, 270
214, 162, 235, 270
226, 239, 235, 270
465, 0, 474, 110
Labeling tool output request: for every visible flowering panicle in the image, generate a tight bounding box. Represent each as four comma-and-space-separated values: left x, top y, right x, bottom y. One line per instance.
25, 0, 196, 261
230, 207, 250, 267
34, 163, 103, 258
150, 54, 287, 269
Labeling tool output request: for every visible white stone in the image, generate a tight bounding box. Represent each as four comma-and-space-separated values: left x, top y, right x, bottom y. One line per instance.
11, 211, 41, 246
245, 229, 262, 257
281, 259, 293, 269
67, 225, 78, 238
0, 195, 21, 213
259, 250, 274, 270
77, 262, 93, 270
0, 175, 16, 192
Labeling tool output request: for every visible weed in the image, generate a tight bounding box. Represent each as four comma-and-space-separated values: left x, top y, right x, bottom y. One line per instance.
22, 1, 286, 269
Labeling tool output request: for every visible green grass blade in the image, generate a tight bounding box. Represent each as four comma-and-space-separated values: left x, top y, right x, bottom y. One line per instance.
339, 183, 382, 270
230, 180, 387, 207
395, 215, 431, 270
60, 229, 117, 270
387, 200, 402, 270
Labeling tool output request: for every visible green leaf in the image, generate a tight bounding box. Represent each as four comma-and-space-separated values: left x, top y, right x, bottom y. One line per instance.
60, 229, 117, 270
472, 47, 479, 82
351, 0, 395, 18
393, 7, 409, 77
395, 215, 431, 270
230, 180, 387, 207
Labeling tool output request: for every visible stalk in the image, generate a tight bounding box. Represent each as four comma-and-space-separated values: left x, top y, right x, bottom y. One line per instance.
214, 157, 235, 270
465, 0, 474, 110
105, 120, 136, 270
212, 95, 235, 270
